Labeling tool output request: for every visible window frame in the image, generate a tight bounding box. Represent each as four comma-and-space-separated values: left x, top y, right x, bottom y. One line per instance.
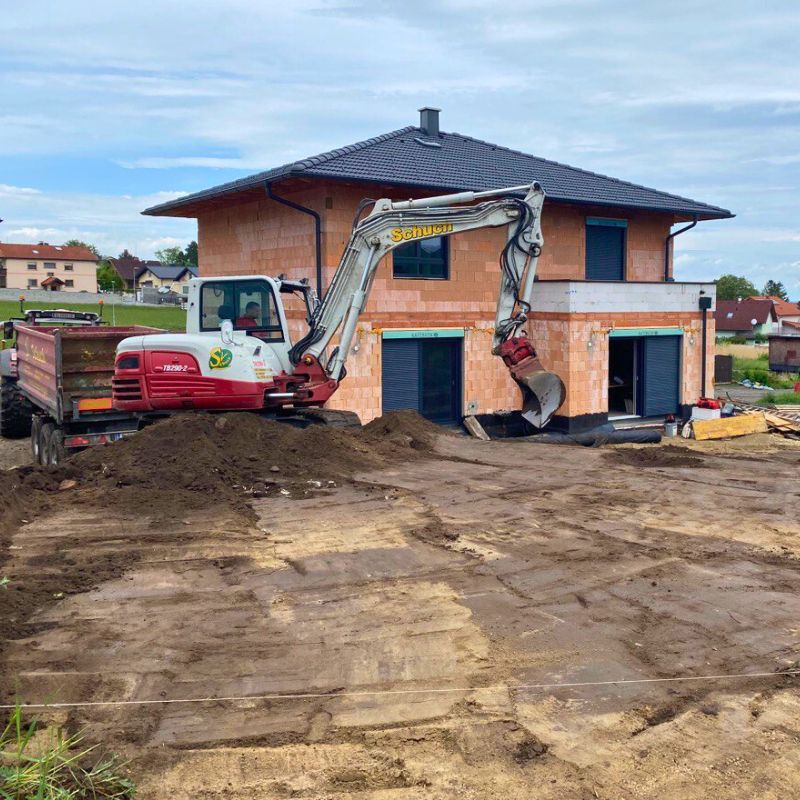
199, 279, 285, 341
585, 217, 627, 282
64, 263, 74, 271
392, 236, 449, 281
27, 278, 37, 288
65, 279, 74, 288
27, 263, 37, 270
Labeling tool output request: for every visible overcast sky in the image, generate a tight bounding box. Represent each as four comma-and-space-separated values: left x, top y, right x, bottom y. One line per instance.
1, 1, 798, 296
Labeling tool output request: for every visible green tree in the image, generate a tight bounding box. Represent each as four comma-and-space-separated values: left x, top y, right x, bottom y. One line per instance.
762, 280, 789, 300
155, 246, 187, 265
155, 241, 198, 267
97, 260, 123, 291
714, 274, 757, 301
184, 240, 198, 266
64, 239, 100, 258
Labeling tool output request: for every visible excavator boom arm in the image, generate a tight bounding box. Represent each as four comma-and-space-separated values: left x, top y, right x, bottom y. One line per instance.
300, 184, 542, 366
292, 182, 565, 428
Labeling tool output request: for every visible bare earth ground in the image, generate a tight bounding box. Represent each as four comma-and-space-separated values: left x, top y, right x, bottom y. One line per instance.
2, 429, 800, 798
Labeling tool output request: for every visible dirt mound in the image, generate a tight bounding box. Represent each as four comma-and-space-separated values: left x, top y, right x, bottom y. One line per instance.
362, 409, 446, 452
66, 410, 444, 517
606, 445, 706, 469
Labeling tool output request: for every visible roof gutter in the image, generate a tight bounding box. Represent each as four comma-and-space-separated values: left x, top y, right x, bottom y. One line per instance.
265, 182, 323, 298
664, 216, 698, 282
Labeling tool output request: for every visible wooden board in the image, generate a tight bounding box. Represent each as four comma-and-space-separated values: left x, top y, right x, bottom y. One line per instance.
762, 412, 800, 433
692, 413, 768, 440
463, 415, 491, 441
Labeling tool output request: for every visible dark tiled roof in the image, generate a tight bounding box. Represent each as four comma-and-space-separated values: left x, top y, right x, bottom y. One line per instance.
108, 256, 160, 282
748, 295, 800, 317
715, 298, 777, 331
136, 264, 198, 281
144, 126, 733, 220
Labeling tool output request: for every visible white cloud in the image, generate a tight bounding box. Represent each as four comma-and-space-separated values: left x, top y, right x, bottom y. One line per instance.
0, 184, 42, 196
0, 1, 797, 292
0, 187, 195, 258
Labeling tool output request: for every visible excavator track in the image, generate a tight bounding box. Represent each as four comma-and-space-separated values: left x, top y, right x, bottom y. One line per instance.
278, 408, 362, 429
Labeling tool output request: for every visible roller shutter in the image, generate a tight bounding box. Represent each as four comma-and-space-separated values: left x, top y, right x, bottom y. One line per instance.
640, 335, 681, 416
381, 339, 420, 412
586, 223, 625, 280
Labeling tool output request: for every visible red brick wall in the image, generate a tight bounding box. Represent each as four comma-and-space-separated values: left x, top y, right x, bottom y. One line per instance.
196, 180, 685, 422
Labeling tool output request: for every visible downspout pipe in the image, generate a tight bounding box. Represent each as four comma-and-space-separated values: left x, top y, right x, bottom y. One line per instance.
664, 216, 698, 282
699, 294, 712, 398
265, 182, 323, 298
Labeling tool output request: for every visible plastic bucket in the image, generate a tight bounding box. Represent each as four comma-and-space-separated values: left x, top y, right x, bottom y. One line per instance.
664, 421, 678, 438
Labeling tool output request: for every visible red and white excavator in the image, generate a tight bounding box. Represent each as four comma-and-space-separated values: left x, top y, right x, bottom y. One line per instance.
112, 183, 566, 428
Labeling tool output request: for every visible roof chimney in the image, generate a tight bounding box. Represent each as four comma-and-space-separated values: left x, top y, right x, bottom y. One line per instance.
418, 106, 441, 138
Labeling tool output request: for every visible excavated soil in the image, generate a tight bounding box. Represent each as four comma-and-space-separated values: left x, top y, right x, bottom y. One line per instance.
2, 423, 800, 798
0, 411, 443, 662
605, 443, 707, 468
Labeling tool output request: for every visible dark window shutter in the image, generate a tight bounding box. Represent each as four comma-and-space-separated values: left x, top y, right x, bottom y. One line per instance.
641, 336, 681, 416
382, 339, 420, 412
586, 225, 625, 280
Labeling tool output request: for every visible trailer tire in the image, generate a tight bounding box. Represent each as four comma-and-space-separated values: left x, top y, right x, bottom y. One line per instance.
46, 428, 66, 466
30, 415, 43, 463
0, 377, 33, 439
39, 422, 55, 466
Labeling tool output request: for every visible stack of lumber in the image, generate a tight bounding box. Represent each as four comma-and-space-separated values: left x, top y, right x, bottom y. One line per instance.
740, 404, 800, 438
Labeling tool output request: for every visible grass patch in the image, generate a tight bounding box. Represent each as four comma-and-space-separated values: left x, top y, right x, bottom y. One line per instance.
732, 354, 799, 389
756, 391, 800, 406
0, 703, 134, 799
0, 300, 186, 331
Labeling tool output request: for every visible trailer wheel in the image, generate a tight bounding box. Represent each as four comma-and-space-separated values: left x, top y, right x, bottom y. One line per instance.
0, 377, 33, 439
46, 428, 66, 466
30, 416, 43, 463
39, 422, 55, 466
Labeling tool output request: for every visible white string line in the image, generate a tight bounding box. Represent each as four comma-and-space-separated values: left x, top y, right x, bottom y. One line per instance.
3, 669, 799, 710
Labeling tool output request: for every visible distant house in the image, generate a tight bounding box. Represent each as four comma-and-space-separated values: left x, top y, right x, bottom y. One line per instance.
135, 264, 198, 295
107, 253, 160, 290
0, 242, 98, 292
715, 297, 778, 339
749, 295, 800, 334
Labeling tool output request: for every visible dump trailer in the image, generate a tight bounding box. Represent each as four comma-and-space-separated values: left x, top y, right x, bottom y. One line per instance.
0, 308, 161, 465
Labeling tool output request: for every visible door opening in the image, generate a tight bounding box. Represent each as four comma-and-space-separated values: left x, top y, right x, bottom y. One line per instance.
608, 337, 637, 417
382, 336, 463, 425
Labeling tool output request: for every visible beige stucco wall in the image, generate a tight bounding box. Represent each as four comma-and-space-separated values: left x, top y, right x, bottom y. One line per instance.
137, 270, 193, 292
3, 257, 97, 292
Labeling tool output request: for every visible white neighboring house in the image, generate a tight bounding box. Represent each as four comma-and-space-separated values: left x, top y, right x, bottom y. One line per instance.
0, 242, 98, 292
764, 296, 800, 334
135, 264, 198, 296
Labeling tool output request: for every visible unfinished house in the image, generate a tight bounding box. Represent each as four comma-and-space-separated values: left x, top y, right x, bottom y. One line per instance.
143, 108, 732, 430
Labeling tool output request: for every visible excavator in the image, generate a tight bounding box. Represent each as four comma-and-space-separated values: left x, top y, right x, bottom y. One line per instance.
112, 182, 566, 428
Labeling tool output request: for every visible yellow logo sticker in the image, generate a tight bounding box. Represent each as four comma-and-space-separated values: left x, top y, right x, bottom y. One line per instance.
209, 347, 233, 369
390, 223, 454, 243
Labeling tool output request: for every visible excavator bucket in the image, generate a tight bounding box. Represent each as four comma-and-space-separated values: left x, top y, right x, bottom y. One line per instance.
515, 366, 567, 429
499, 336, 566, 429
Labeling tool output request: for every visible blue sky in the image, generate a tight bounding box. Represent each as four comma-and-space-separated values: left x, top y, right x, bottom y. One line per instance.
1, 1, 798, 297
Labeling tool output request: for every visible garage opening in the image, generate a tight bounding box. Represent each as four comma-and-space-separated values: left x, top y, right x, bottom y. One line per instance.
608, 333, 682, 419
608, 337, 638, 416
382, 335, 463, 424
